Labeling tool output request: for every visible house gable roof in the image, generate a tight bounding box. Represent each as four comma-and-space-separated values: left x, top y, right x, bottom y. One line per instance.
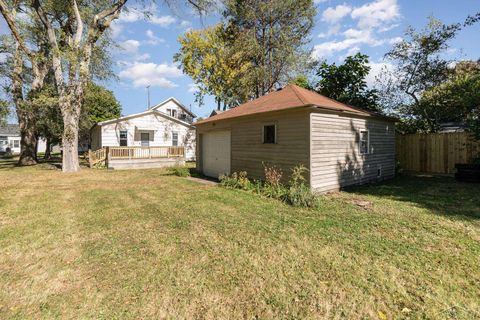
150, 97, 196, 118
195, 84, 395, 125
0, 124, 20, 136
96, 109, 194, 128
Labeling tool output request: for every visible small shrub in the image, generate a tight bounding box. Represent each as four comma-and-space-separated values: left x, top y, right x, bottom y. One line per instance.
284, 183, 318, 208
220, 171, 252, 190
170, 166, 191, 177
283, 165, 318, 208
263, 163, 283, 186
220, 164, 319, 208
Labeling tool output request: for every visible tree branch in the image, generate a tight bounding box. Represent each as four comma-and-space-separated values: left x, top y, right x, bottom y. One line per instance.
72, 0, 83, 47
0, 0, 33, 57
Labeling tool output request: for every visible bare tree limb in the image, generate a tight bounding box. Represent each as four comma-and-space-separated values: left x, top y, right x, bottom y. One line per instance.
72, 0, 83, 47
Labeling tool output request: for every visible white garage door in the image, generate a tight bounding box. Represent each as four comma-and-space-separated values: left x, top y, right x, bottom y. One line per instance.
202, 130, 231, 179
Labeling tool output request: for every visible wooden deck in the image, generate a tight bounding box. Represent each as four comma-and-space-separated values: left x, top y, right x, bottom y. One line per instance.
88, 146, 185, 169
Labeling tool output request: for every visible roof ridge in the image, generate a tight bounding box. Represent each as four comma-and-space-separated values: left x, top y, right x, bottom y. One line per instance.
288, 84, 308, 105
292, 84, 380, 116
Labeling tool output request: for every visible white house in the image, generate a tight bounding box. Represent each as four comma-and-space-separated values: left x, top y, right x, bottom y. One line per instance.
90, 97, 196, 160
0, 124, 21, 154
0, 124, 48, 155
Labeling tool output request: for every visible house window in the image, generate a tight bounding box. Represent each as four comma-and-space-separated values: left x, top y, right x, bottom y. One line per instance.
172, 132, 178, 146
171, 109, 177, 118
359, 130, 369, 154
263, 124, 276, 144
140, 132, 150, 147
13, 140, 19, 148
119, 130, 128, 146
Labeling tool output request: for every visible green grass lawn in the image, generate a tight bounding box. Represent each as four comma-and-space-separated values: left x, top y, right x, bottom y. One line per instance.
0, 158, 479, 319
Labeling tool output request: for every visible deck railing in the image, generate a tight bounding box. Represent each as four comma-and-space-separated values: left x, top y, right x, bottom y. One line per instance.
88, 148, 107, 167
88, 146, 185, 168
109, 146, 184, 159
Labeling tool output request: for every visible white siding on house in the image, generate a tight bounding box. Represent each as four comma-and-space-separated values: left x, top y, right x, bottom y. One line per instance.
310, 111, 395, 193
152, 99, 194, 123
0, 135, 21, 154
95, 112, 195, 160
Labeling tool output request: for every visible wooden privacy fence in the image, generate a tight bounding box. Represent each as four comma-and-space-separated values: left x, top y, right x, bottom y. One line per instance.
88, 146, 185, 168
396, 132, 480, 174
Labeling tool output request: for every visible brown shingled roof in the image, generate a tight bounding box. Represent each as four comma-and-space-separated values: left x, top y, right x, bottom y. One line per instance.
195, 84, 392, 125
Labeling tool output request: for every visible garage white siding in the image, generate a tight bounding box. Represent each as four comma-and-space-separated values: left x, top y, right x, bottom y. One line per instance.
201, 130, 231, 178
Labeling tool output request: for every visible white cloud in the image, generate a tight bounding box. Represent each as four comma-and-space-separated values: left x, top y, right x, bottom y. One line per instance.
188, 83, 198, 93
351, 0, 400, 30
150, 15, 176, 27
145, 29, 165, 45
120, 39, 141, 53
110, 22, 123, 38
318, 24, 341, 38
118, 8, 144, 23
314, 0, 328, 3
136, 53, 151, 61
117, 5, 176, 27
366, 61, 395, 87
313, 0, 401, 60
388, 37, 403, 44
180, 20, 192, 29
322, 4, 352, 24
119, 62, 183, 88
312, 29, 383, 58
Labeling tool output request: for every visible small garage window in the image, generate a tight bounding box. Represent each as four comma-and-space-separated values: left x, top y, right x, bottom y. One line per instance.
263, 124, 276, 144
359, 130, 369, 154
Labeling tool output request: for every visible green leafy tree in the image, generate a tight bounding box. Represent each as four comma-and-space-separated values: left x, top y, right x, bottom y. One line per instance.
34, 82, 121, 159
81, 82, 122, 138
419, 60, 480, 137
223, 0, 316, 98
175, 23, 251, 110
289, 75, 312, 90
0, 99, 9, 126
315, 53, 380, 112
0, 4, 49, 165
177, 0, 316, 108
380, 17, 464, 131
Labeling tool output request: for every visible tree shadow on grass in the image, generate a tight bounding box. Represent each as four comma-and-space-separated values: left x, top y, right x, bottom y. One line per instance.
343, 174, 480, 220
0, 156, 64, 171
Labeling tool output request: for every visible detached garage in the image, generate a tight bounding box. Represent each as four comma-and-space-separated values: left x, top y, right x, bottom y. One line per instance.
194, 84, 396, 193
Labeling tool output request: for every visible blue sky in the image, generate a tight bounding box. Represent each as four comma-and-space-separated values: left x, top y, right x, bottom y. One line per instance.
2, 0, 479, 121
108, 0, 479, 119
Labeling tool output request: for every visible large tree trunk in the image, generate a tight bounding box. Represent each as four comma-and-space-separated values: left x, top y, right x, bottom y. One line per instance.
17, 113, 38, 165
12, 43, 38, 165
61, 99, 81, 172
44, 137, 51, 160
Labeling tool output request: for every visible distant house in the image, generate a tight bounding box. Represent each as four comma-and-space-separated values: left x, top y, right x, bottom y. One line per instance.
438, 122, 465, 133
90, 97, 196, 161
195, 84, 396, 193
0, 124, 48, 155
0, 124, 21, 154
